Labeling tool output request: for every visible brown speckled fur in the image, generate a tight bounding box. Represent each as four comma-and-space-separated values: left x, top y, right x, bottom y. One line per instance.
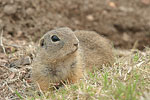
32, 27, 114, 91
75, 30, 114, 70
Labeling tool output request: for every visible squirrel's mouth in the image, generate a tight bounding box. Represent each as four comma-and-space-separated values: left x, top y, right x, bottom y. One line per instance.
67, 46, 78, 56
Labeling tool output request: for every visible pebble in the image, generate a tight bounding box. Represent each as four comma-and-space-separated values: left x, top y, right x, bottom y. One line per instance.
9, 56, 32, 68
22, 56, 32, 65
119, 6, 134, 12
86, 15, 94, 21
3, 5, 17, 15
26, 8, 34, 15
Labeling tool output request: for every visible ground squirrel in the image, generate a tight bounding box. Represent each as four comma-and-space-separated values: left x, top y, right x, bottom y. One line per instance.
32, 27, 114, 91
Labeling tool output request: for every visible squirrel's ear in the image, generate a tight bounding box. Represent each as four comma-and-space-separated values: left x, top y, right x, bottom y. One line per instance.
39, 38, 45, 47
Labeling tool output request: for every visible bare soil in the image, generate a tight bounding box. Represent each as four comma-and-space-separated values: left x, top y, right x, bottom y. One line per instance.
0, 0, 150, 50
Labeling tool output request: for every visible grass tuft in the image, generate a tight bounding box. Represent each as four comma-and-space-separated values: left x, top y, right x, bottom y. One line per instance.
15, 49, 150, 100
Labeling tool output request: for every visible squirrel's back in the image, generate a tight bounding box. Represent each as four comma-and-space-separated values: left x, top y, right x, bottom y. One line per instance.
75, 30, 115, 70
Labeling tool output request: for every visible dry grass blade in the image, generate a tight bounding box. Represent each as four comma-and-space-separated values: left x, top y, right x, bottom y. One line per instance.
0, 27, 6, 54
36, 82, 47, 99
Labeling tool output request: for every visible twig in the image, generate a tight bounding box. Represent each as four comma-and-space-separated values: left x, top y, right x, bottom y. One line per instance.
0, 28, 6, 54
132, 40, 139, 50
5, 82, 14, 93
61, 80, 68, 90
36, 82, 47, 99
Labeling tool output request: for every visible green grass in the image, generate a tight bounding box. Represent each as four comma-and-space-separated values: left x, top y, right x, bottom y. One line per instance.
15, 91, 24, 99
25, 49, 150, 100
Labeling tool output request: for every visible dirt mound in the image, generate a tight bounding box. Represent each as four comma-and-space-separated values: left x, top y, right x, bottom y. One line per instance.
0, 0, 150, 50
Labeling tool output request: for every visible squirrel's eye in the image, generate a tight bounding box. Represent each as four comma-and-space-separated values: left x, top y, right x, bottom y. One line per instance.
40, 39, 45, 47
51, 35, 60, 42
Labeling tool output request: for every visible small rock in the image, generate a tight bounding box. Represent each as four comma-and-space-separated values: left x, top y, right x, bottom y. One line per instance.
141, 0, 150, 5
122, 33, 131, 42
26, 8, 34, 15
8, 72, 15, 79
108, 2, 116, 8
9, 59, 22, 68
9, 56, 31, 68
4, 5, 17, 15
16, 30, 23, 37
22, 56, 31, 65
74, 20, 80, 25
86, 15, 94, 21
10, 0, 14, 4
119, 6, 134, 12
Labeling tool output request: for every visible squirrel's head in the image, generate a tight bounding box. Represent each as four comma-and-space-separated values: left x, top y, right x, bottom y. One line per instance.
38, 27, 79, 61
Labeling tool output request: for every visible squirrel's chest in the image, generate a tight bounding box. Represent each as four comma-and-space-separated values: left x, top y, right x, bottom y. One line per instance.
41, 61, 77, 81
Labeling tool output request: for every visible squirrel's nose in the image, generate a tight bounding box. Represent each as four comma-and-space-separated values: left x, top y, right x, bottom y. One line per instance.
74, 43, 78, 47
